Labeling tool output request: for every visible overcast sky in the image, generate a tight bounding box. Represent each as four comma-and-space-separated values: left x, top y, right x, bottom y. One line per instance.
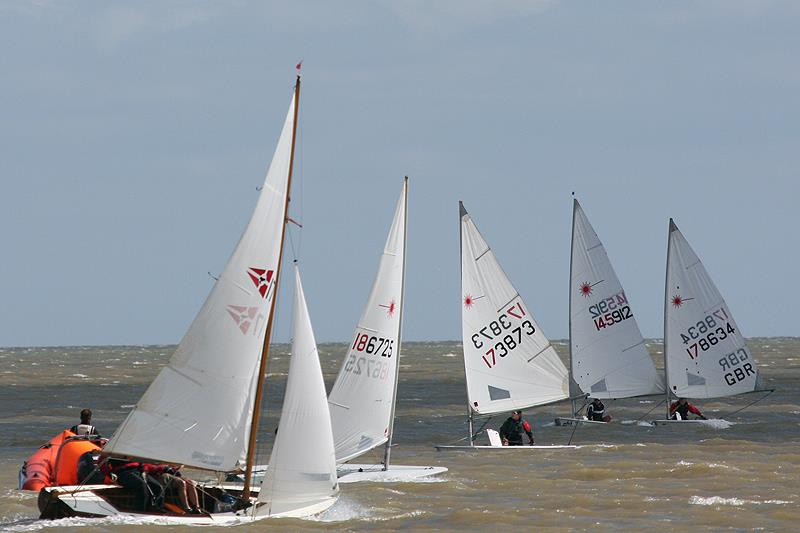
1, 0, 798, 346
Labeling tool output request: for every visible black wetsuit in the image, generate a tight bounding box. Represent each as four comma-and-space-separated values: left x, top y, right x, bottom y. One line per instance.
499, 417, 533, 446
586, 401, 606, 422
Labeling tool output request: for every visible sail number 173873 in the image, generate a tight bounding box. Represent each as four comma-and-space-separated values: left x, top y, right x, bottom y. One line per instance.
470, 303, 536, 369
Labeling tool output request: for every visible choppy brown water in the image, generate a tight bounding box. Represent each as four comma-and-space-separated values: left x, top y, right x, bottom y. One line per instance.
0, 339, 798, 531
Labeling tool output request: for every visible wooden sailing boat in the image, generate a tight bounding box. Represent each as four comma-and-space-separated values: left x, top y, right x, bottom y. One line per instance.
327, 178, 446, 481
652, 219, 767, 425
555, 199, 664, 426
436, 202, 575, 451
38, 76, 340, 523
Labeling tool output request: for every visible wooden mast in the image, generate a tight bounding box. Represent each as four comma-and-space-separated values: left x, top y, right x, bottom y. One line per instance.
242, 75, 301, 500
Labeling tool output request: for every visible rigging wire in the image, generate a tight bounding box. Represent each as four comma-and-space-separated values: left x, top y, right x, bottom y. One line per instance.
721, 389, 775, 419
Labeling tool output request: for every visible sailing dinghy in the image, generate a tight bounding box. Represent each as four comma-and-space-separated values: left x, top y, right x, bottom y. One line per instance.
652, 219, 766, 425
555, 199, 664, 427
435, 203, 575, 451
327, 178, 447, 482
38, 76, 340, 523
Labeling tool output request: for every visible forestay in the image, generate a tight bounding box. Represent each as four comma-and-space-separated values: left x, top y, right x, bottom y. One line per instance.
569, 199, 663, 398
664, 219, 761, 398
460, 203, 569, 415
105, 96, 296, 471
328, 180, 406, 463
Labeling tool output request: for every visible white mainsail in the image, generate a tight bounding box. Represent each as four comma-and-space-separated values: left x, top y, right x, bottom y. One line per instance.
257, 267, 339, 517
664, 219, 761, 399
105, 96, 296, 471
460, 202, 569, 415
328, 179, 407, 463
569, 199, 664, 399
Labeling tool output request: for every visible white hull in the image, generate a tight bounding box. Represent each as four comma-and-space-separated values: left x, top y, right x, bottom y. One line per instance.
554, 417, 608, 427
234, 463, 447, 485
38, 483, 336, 524
650, 418, 726, 426
337, 463, 448, 483
434, 444, 577, 451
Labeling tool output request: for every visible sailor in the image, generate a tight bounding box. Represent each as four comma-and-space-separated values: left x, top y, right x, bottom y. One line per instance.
143, 464, 201, 514
70, 408, 102, 438
669, 398, 708, 420
102, 458, 165, 512
586, 398, 611, 422
499, 410, 534, 446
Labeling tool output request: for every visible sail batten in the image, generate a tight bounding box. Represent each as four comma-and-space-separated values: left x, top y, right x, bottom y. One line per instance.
569, 200, 664, 400
460, 204, 569, 415
328, 180, 407, 463
104, 95, 297, 471
664, 220, 760, 399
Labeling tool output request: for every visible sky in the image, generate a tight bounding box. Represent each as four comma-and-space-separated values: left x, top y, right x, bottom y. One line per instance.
1, 0, 798, 346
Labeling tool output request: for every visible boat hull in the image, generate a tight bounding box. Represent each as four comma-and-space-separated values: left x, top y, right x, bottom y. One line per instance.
434, 445, 577, 451
554, 417, 608, 427
37, 483, 335, 524
337, 464, 447, 483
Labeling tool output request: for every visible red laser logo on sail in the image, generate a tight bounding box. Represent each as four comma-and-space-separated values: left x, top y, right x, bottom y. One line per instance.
248, 267, 274, 299
464, 295, 474, 309
580, 282, 593, 297
378, 299, 397, 317
671, 295, 683, 308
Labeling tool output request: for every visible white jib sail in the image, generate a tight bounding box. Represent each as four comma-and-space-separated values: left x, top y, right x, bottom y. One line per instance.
257, 267, 339, 517
328, 179, 406, 463
460, 202, 569, 415
665, 219, 761, 399
105, 95, 296, 471
569, 199, 664, 398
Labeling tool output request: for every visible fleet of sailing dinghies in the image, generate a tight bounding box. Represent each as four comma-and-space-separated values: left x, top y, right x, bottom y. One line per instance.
653, 219, 765, 424
436, 202, 573, 451
556, 199, 665, 426
38, 76, 340, 523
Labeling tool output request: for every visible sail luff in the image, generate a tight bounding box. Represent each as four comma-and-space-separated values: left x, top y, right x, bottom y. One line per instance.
242, 75, 301, 499
382, 177, 408, 470
663, 219, 675, 418
568, 198, 579, 416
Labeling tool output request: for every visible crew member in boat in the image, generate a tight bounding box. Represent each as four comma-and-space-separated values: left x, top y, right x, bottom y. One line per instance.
586, 398, 611, 423
143, 464, 201, 514
669, 398, 708, 420
70, 408, 102, 438
499, 410, 534, 446
101, 458, 165, 512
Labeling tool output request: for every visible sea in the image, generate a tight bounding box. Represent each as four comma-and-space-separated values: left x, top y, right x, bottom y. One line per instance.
0, 339, 798, 532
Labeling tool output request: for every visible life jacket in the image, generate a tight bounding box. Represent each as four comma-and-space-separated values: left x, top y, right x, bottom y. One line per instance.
588, 402, 606, 421
70, 424, 98, 436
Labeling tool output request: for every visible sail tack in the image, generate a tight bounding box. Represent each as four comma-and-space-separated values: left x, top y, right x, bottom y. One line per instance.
664, 220, 761, 398
105, 96, 296, 471
569, 199, 664, 399
460, 203, 569, 415
257, 268, 339, 517
328, 180, 407, 463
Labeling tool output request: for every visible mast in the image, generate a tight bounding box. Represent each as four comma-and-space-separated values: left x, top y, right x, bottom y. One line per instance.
459, 201, 474, 444
382, 176, 408, 470
242, 75, 301, 499
568, 198, 578, 417
663, 219, 674, 420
